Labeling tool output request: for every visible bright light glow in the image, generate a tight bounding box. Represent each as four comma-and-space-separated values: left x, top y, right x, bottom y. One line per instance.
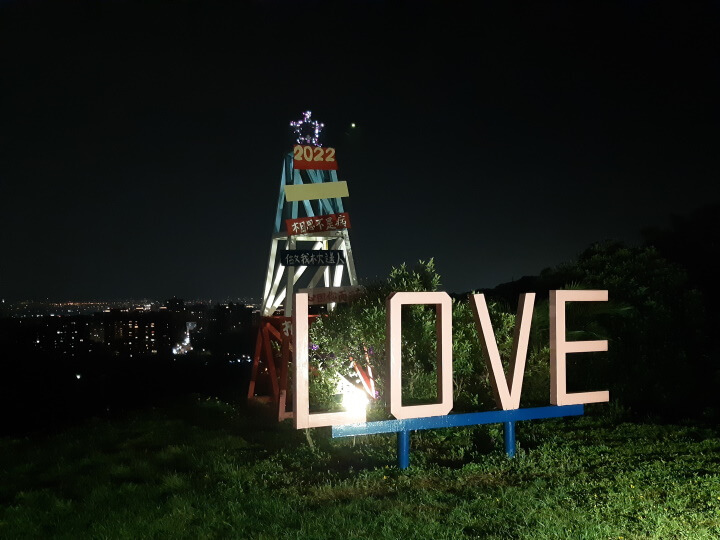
290, 111, 325, 146
350, 123, 356, 128
342, 386, 368, 415
336, 376, 369, 415
172, 332, 193, 355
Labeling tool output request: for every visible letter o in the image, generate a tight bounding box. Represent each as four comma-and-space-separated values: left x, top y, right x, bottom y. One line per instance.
387, 291, 454, 420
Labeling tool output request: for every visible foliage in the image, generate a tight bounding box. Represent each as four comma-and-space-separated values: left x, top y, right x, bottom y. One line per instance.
309, 260, 528, 414
311, 242, 714, 420
537, 241, 711, 418
308, 259, 443, 412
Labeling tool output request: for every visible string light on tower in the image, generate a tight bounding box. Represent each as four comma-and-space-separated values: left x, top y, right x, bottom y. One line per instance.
290, 110, 325, 146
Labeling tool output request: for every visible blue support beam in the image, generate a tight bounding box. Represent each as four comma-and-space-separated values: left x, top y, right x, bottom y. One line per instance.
329, 170, 344, 213
331, 405, 584, 469
291, 169, 302, 220
274, 157, 345, 233
307, 170, 335, 215
397, 430, 410, 469
504, 421, 516, 457
274, 154, 292, 233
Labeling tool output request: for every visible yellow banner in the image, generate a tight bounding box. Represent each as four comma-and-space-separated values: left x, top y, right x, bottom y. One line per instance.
285, 181, 349, 202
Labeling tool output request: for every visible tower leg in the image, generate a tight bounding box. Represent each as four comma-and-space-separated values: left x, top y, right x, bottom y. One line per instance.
247, 328, 264, 399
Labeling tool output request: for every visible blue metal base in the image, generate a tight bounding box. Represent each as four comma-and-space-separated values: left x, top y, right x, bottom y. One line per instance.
397, 430, 410, 469
504, 421, 516, 457
332, 405, 584, 469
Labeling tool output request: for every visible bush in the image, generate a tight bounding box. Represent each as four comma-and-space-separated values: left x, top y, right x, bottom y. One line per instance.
308, 260, 523, 415
307, 244, 713, 421
536, 242, 710, 418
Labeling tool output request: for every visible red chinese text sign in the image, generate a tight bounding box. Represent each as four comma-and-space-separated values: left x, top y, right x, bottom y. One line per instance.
286, 212, 350, 236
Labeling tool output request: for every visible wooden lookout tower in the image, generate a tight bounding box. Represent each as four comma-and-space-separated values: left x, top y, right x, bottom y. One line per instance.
248, 111, 363, 419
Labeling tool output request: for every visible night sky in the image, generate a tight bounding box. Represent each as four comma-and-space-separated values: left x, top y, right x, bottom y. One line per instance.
2, 1, 719, 302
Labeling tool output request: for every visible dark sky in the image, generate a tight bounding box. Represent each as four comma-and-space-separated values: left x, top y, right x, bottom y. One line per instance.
2, 1, 719, 301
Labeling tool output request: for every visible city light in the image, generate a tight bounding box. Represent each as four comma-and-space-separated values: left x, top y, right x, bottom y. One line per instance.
172, 331, 192, 355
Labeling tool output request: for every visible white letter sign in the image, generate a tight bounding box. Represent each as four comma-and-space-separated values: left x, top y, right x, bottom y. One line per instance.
293, 293, 367, 428
471, 293, 535, 410
550, 290, 610, 406
386, 291, 454, 420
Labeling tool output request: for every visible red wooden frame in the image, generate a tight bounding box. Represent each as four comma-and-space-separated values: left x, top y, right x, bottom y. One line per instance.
247, 315, 319, 421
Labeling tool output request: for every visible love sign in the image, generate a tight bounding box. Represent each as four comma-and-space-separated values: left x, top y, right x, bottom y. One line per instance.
292, 290, 609, 467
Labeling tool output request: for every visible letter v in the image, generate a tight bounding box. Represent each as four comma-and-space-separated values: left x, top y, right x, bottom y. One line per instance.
470, 293, 535, 410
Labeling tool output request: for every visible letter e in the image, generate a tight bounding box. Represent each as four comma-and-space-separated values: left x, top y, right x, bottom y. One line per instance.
550, 290, 610, 406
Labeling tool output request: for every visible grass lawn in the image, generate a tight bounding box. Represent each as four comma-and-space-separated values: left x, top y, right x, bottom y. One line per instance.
1, 396, 719, 539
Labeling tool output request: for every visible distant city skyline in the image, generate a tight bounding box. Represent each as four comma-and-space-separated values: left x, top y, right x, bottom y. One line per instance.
2, 297, 260, 313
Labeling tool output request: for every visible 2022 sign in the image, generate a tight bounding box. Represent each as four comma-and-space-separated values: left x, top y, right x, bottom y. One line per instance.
292, 144, 338, 170
292, 290, 610, 468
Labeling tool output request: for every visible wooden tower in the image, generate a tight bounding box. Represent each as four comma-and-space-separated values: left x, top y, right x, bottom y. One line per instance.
249, 112, 362, 419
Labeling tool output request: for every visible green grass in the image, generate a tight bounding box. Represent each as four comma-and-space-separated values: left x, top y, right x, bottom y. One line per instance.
1, 397, 719, 539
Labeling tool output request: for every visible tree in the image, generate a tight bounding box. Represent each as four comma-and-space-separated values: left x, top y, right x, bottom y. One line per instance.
537, 242, 710, 418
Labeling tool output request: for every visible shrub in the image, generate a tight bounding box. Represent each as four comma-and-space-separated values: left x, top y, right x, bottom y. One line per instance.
307, 260, 520, 415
